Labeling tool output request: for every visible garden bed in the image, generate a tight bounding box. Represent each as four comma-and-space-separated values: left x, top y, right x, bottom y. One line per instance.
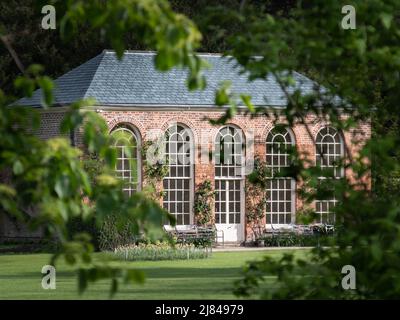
112, 242, 211, 261
260, 233, 335, 247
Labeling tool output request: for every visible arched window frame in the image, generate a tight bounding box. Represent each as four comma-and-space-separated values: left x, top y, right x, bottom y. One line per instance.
315, 126, 345, 224
111, 125, 142, 196
163, 124, 194, 226
265, 126, 296, 226
214, 125, 245, 226
315, 126, 345, 178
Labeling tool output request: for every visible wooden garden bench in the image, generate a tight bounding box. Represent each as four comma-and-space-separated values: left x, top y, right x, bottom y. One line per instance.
163, 224, 223, 246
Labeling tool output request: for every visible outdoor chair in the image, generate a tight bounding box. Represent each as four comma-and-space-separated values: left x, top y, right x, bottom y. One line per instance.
174, 225, 198, 241
292, 224, 313, 235
163, 224, 177, 236
163, 224, 223, 247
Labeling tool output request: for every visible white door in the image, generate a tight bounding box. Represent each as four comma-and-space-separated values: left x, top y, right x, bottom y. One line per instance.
215, 179, 244, 243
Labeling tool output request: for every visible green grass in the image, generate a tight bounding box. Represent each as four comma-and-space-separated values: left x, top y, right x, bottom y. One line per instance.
0, 249, 309, 300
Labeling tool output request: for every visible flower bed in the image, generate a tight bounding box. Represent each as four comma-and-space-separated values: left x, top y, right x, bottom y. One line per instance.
112, 242, 211, 261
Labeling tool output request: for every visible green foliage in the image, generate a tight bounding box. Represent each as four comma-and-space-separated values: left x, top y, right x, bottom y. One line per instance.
217, 0, 400, 299
98, 214, 137, 251
179, 235, 214, 248
0, 0, 293, 97
193, 180, 215, 225
141, 140, 169, 181
141, 140, 169, 201
245, 159, 271, 240
67, 216, 100, 251
60, 0, 206, 90
0, 0, 210, 295
2, 0, 400, 300
112, 242, 211, 261
82, 153, 106, 185
1, 74, 174, 294
262, 233, 336, 247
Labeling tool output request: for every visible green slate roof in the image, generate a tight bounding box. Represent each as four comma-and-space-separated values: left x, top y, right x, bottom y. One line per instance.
16, 50, 318, 108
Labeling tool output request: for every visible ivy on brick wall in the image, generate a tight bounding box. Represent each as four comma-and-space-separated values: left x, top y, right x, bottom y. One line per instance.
245, 158, 272, 241
141, 140, 169, 201
194, 180, 215, 226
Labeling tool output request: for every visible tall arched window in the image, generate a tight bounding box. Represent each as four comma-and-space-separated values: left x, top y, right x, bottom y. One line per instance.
266, 126, 295, 225
111, 126, 141, 196
214, 125, 245, 242
315, 126, 344, 223
163, 124, 194, 225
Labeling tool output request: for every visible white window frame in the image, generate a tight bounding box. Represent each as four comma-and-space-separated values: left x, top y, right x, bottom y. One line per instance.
316, 126, 344, 178
111, 126, 141, 196
214, 125, 245, 226
315, 126, 344, 224
265, 127, 296, 228
163, 124, 194, 226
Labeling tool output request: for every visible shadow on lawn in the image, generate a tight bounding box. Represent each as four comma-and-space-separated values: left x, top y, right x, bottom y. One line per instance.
136, 267, 243, 279
0, 266, 243, 280
0, 270, 75, 280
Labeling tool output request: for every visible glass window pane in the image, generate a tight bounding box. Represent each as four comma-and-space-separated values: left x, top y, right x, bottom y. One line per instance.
111, 127, 140, 197
184, 215, 190, 225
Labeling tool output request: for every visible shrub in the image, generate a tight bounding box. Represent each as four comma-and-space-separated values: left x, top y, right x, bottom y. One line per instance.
194, 180, 215, 225
245, 159, 271, 240
67, 216, 100, 251
98, 214, 137, 251
112, 242, 211, 261
262, 233, 336, 247
176, 235, 214, 248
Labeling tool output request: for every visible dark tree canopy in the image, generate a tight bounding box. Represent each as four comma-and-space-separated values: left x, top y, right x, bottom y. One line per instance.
0, 0, 297, 96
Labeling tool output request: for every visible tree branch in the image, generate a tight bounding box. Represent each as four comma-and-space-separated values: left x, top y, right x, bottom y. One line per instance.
272, 71, 354, 165
0, 33, 25, 75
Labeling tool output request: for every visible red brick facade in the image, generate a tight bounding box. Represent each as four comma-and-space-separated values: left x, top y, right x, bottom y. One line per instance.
0, 107, 371, 241
100, 108, 370, 241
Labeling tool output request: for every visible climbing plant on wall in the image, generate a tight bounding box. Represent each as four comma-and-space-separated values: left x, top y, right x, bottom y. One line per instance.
194, 180, 215, 226
245, 158, 272, 241
141, 140, 169, 201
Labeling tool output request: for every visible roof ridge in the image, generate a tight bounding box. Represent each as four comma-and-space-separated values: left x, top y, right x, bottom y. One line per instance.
102, 49, 226, 58
14, 50, 325, 108
83, 51, 107, 100
54, 51, 104, 82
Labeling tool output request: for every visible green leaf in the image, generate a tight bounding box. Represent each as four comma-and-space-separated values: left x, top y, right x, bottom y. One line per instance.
354, 38, 366, 55
110, 278, 118, 298
0, 184, 16, 197
78, 269, 88, 294
380, 13, 393, 29
125, 269, 145, 285
26, 64, 44, 75
103, 147, 116, 168
38, 76, 54, 108
12, 160, 24, 175
54, 175, 70, 199
215, 82, 231, 106
14, 77, 35, 98
240, 94, 255, 112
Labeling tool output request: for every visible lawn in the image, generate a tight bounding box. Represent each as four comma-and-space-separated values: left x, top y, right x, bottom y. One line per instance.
0, 249, 309, 300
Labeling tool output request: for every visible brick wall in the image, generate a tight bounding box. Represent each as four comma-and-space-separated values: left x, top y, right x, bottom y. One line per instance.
1, 107, 371, 241
98, 109, 371, 241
